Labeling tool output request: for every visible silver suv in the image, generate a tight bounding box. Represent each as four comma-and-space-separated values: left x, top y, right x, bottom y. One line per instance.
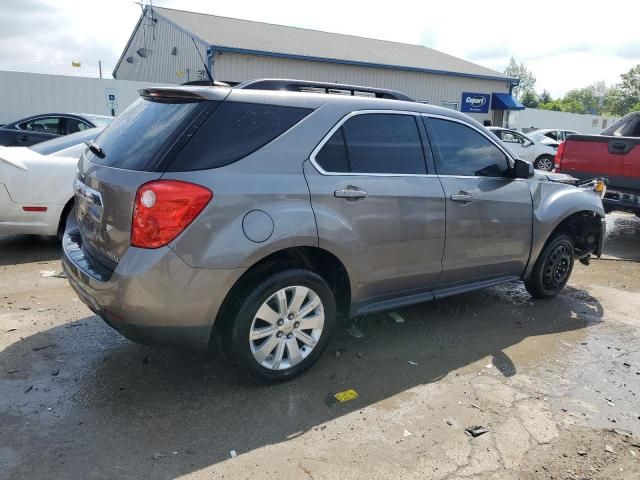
62, 79, 606, 383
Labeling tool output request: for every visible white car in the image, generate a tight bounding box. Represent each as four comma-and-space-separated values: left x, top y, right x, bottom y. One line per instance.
488, 127, 558, 171
529, 128, 579, 147
0, 128, 103, 237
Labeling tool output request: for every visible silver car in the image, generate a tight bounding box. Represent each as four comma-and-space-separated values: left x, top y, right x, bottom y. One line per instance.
62, 79, 606, 383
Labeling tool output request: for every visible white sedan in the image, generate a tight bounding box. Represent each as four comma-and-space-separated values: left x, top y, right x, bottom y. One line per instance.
0, 128, 102, 238
488, 127, 559, 171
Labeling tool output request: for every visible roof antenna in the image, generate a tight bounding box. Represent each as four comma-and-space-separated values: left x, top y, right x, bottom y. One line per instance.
191, 38, 214, 86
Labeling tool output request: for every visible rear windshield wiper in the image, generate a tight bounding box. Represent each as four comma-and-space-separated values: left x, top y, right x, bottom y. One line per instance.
85, 141, 105, 158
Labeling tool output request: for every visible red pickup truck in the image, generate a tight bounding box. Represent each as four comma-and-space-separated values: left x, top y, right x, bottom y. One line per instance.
555, 112, 640, 216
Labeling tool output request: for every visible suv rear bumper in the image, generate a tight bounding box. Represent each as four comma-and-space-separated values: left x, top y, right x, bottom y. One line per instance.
61, 227, 245, 349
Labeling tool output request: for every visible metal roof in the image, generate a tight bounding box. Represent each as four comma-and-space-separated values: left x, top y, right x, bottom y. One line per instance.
152, 6, 515, 83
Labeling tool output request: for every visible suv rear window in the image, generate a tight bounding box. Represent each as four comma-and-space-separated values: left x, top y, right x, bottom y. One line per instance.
166, 102, 312, 171
86, 98, 200, 170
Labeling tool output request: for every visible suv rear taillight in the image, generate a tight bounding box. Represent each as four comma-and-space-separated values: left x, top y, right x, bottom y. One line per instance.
131, 180, 212, 249
554, 141, 566, 171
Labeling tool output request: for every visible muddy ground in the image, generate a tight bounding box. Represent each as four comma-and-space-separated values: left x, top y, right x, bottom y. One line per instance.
1, 214, 639, 479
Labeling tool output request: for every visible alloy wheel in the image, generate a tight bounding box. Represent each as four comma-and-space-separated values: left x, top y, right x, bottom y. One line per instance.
249, 286, 325, 370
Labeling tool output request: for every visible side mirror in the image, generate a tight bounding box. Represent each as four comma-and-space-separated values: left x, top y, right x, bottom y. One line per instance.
514, 158, 534, 179
523, 140, 534, 148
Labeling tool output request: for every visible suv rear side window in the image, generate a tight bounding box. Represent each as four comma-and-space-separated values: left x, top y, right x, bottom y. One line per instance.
87, 98, 200, 171
167, 102, 312, 171
315, 113, 427, 174
429, 118, 510, 177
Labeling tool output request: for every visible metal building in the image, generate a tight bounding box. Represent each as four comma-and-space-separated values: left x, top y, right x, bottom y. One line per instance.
113, 6, 523, 125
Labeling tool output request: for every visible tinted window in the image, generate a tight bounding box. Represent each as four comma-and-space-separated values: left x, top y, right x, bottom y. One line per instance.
66, 118, 90, 134
22, 117, 62, 135
430, 119, 510, 177
315, 114, 426, 174
167, 102, 312, 171
315, 127, 349, 172
87, 98, 200, 171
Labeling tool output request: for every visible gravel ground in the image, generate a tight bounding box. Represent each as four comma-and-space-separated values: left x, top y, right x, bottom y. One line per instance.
1, 213, 639, 479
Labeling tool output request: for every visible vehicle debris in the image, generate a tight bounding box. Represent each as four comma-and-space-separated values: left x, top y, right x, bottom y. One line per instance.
605, 445, 614, 454
388, 312, 405, 323
403, 429, 412, 437
465, 426, 489, 438
346, 325, 364, 338
333, 389, 359, 403
408, 360, 418, 366
229, 449, 237, 458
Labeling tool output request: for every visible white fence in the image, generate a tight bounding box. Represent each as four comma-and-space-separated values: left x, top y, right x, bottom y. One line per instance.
505, 108, 619, 134
0, 71, 170, 124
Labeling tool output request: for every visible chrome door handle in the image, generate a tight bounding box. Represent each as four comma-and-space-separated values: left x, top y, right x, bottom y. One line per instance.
334, 187, 368, 200
450, 193, 473, 202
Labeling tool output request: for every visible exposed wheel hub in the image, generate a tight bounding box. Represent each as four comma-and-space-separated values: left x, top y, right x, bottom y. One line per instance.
542, 243, 572, 291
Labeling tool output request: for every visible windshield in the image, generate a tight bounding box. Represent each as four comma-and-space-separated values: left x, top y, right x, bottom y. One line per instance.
29, 127, 103, 155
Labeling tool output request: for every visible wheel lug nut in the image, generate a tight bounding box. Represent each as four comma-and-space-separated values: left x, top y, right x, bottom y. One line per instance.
276, 331, 283, 338
286, 333, 292, 339
277, 319, 284, 326
293, 321, 300, 328
288, 313, 294, 320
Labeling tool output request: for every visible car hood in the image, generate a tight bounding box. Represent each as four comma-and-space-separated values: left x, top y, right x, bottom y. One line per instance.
532, 169, 579, 185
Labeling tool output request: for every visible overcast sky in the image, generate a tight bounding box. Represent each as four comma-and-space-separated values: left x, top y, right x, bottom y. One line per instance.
1, 0, 639, 97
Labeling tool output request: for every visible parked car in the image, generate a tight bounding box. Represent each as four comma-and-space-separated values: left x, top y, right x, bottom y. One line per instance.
488, 127, 559, 171
556, 111, 640, 216
0, 127, 103, 237
529, 128, 580, 147
62, 79, 606, 383
0, 113, 111, 147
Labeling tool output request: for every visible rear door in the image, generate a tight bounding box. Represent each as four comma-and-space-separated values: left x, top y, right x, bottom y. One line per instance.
426, 116, 532, 290
304, 111, 445, 309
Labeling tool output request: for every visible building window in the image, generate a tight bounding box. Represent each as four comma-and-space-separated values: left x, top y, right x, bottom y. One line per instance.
592, 119, 599, 128
441, 101, 459, 111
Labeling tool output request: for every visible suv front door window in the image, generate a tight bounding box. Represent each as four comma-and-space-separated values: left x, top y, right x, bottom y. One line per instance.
427, 117, 533, 286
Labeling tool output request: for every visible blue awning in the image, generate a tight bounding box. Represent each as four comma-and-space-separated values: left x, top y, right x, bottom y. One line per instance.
491, 93, 525, 110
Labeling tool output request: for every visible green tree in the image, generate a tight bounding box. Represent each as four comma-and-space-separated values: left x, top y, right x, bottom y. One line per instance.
603, 65, 640, 115
539, 89, 552, 104
504, 58, 536, 99
562, 87, 600, 114
520, 90, 539, 108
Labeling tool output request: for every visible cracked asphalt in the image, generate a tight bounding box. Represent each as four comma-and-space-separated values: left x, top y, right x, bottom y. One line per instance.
1, 213, 640, 479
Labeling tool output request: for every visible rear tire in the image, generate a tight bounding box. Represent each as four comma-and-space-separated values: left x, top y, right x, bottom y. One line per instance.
525, 234, 575, 299
533, 155, 554, 171
222, 269, 336, 384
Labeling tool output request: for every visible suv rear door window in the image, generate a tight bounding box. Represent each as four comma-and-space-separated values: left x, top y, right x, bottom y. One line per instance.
429, 118, 510, 177
315, 113, 427, 174
167, 102, 312, 171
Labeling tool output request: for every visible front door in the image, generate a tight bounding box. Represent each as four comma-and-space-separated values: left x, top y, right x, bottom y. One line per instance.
304, 112, 446, 310
426, 117, 533, 289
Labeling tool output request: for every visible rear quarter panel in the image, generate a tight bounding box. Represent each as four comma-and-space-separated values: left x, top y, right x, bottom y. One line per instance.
165, 106, 334, 269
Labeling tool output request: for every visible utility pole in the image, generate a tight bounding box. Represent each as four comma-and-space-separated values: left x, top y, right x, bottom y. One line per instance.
98, 60, 103, 79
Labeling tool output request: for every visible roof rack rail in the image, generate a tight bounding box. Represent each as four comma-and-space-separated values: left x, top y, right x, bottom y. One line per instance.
235, 78, 414, 102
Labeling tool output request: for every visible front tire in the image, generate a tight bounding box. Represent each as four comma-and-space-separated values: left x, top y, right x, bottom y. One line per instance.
533, 155, 554, 171
222, 269, 336, 384
525, 234, 575, 299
